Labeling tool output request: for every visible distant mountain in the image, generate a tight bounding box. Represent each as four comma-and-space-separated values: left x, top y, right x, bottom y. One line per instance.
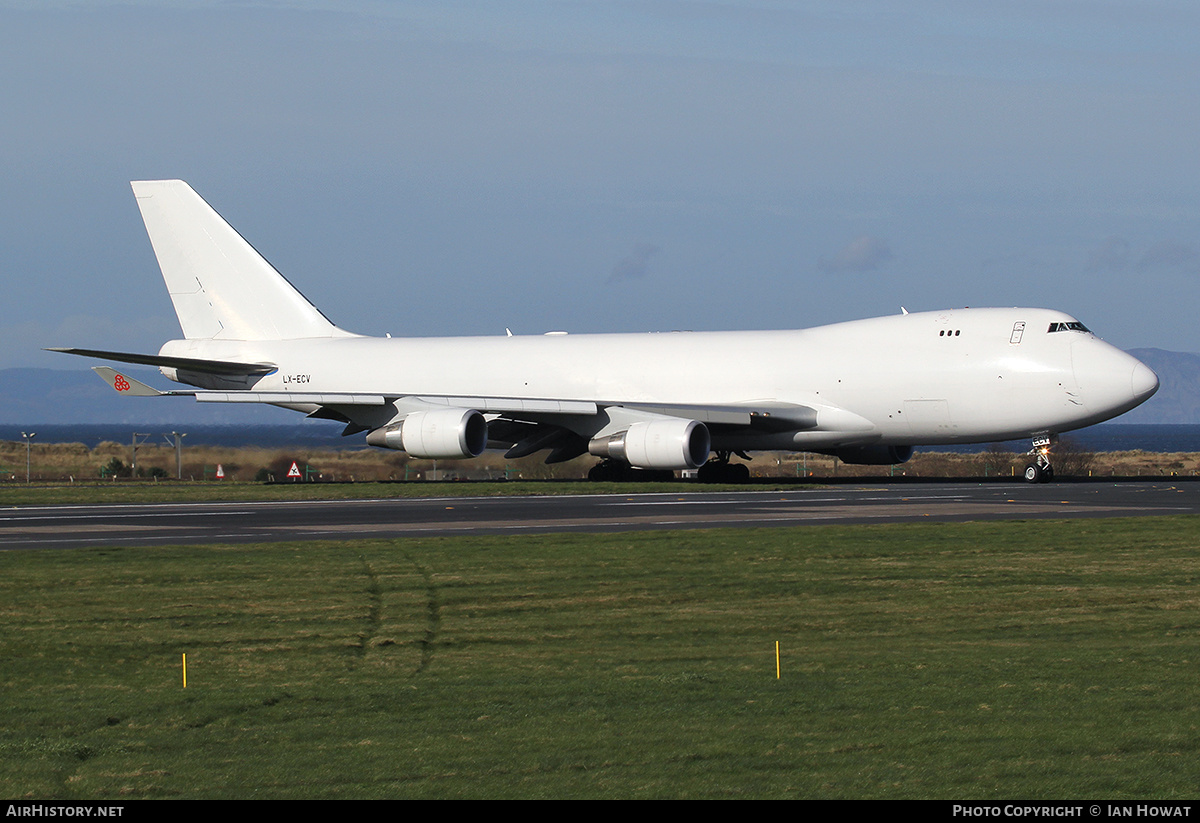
0, 350, 1195, 425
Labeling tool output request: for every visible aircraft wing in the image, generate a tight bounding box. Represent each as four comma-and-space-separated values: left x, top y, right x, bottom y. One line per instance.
48, 347, 276, 376
80, 365, 598, 416
83, 362, 828, 434
191, 392, 599, 415
190, 392, 820, 432
78, 360, 851, 464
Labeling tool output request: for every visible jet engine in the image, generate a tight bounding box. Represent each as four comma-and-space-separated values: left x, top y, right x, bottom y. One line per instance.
366, 408, 489, 459
822, 445, 914, 465
588, 419, 710, 469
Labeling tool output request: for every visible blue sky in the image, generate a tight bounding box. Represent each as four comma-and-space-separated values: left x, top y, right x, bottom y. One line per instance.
2, 0, 1198, 371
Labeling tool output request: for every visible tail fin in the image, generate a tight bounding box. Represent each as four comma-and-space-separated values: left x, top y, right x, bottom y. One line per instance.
131, 180, 350, 341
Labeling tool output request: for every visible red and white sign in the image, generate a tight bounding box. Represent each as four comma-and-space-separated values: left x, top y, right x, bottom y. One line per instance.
287, 461, 302, 479
215, 464, 225, 480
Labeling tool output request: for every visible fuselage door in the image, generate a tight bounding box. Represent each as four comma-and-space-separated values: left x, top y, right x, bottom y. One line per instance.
1009, 322, 1026, 344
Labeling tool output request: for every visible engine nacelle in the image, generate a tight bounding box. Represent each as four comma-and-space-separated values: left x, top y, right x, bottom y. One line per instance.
589, 419, 710, 470
822, 445, 915, 465
366, 408, 489, 459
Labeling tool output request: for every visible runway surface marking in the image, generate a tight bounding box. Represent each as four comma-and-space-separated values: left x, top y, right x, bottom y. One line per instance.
1, 482, 1195, 549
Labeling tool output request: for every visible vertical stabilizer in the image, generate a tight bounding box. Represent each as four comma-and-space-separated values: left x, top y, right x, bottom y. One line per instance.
131, 180, 348, 340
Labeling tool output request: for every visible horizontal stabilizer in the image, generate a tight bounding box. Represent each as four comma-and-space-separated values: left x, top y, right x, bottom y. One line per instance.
92, 367, 193, 397
47, 347, 276, 376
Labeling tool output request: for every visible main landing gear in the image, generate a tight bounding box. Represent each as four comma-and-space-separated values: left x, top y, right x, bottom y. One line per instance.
586, 460, 674, 482
1022, 435, 1055, 483
696, 451, 750, 483
586, 452, 752, 483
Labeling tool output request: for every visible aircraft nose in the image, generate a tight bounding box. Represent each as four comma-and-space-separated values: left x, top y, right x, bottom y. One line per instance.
1131, 361, 1159, 403
1072, 340, 1158, 417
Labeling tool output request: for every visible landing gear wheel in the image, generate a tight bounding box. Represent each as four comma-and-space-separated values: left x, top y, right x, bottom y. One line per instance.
588, 460, 675, 482
696, 453, 751, 484
588, 460, 631, 482
1023, 436, 1056, 483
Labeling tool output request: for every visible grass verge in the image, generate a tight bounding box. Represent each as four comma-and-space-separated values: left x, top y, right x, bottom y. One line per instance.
0, 479, 796, 506
2, 517, 1198, 798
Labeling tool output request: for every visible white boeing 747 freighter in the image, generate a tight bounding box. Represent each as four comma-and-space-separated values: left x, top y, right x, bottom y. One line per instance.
52, 180, 1159, 482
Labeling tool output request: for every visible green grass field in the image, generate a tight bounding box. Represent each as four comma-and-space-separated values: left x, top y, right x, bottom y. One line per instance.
2, 517, 1198, 799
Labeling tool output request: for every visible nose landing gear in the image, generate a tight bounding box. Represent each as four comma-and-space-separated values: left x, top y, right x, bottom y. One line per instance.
1023, 435, 1055, 483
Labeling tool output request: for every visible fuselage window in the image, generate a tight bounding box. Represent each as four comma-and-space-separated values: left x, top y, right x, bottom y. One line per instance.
1048, 322, 1091, 333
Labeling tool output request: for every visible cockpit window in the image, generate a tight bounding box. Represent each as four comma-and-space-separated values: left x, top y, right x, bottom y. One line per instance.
1047, 321, 1091, 333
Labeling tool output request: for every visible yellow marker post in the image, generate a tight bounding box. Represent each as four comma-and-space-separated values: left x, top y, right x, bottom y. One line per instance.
182, 653, 187, 688
775, 641, 780, 679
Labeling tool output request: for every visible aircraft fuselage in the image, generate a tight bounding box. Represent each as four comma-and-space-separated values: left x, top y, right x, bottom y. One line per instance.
157, 305, 1157, 452
56, 180, 1158, 476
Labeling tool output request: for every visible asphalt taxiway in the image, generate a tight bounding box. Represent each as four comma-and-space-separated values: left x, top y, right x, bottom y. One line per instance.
1, 481, 1196, 550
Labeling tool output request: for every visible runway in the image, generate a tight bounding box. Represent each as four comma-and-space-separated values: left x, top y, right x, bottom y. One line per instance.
1, 480, 1196, 550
